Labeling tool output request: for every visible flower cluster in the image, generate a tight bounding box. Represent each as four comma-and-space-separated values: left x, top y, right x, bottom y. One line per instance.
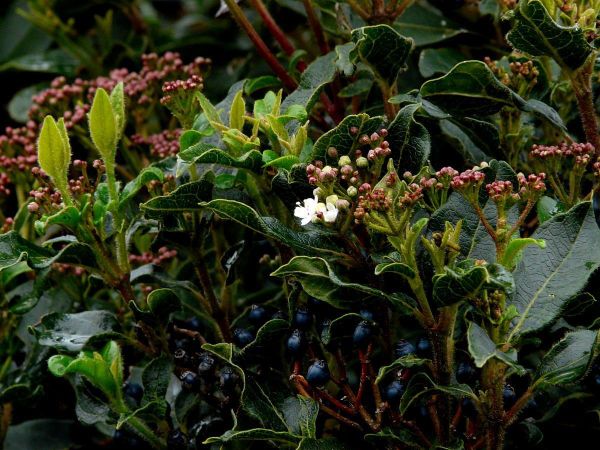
517, 172, 546, 201
294, 195, 341, 225
530, 142, 595, 166
484, 57, 539, 95
131, 129, 182, 158
129, 247, 178, 266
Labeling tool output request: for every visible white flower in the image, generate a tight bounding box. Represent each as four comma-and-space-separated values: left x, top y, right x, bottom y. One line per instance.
294, 197, 319, 225
294, 195, 339, 225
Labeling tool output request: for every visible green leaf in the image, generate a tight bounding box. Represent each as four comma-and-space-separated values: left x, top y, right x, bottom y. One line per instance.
506, 0, 594, 71
351, 25, 413, 87
196, 91, 224, 126
140, 356, 173, 416
178, 144, 262, 172
263, 155, 300, 170
311, 113, 383, 163
272, 256, 392, 309
281, 396, 319, 438
238, 318, 289, 360
48, 344, 121, 401
433, 262, 514, 306
31, 310, 120, 352
386, 103, 430, 172
501, 238, 546, 270
420, 60, 516, 116
296, 438, 346, 450
109, 82, 125, 139
535, 329, 599, 386
37, 116, 71, 197
229, 89, 246, 130
88, 88, 117, 161
119, 166, 164, 206
141, 179, 214, 219
205, 426, 300, 445
0, 231, 98, 272
418, 47, 465, 78
375, 355, 430, 384
439, 117, 500, 163
467, 322, 526, 373
537, 195, 561, 223
201, 200, 343, 256
374, 261, 416, 279
508, 202, 600, 340
399, 372, 475, 415
281, 51, 337, 115
393, 2, 466, 46
4, 419, 75, 450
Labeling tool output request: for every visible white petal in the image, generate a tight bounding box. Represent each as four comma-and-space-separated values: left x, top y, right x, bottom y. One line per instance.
324, 209, 338, 223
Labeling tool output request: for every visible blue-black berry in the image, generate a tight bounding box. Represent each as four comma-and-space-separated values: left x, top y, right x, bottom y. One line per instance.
233, 328, 254, 348
186, 316, 202, 331
287, 329, 305, 356
248, 304, 268, 325
167, 429, 188, 450
359, 309, 374, 321
306, 360, 330, 386
123, 382, 143, 403
353, 320, 373, 347
456, 361, 477, 384
461, 398, 477, 419
416, 337, 431, 357
294, 307, 313, 329
503, 384, 517, 408
394, 340, 416, 358
180, 371, 199, 389
220, 366, 238, 391
198, 352, 215, 374
385, 380, 405, 405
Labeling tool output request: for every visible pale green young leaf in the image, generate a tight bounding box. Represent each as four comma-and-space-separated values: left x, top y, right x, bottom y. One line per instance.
229, 90, 246, 130
109, 82, 125, 139
89, 87, 117, 162
37, 116, 71, 203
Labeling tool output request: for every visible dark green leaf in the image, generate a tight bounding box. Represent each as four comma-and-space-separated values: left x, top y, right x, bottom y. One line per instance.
535, 329, 599, 386
375, 355, 430, 384
418, 48, 465, 78
281, 396, 319, 438
393, 3, 466, 46
387, 103, 430, 172
506, 0, 593, 71
351, 25, 413, 87
4, 419, 75, 450
119, 166, 164, 206
141, 356, 173, 416
141, 178, 214, 219
509, 202, 600, 340
467, 322, 525, 373
31, 310, 120, 352
311, 114, 383, 163
272, 256, 392, 309
178, 145, 263, 172
201, 200, 343, 256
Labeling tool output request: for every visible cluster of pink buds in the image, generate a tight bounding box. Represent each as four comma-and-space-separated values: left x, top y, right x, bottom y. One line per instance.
450, 169, 486, 190
530, 142, 595, 166
306, 162, 339, 185
517, 172, 546, 201
129, 246, 178, 266
354, 187, 391, 223
28, 185, 64, 214
52, 263, 86, 277
131, 129, 182, 158
160, 75, 204, 103
0, 173, 11, 197
399, 183, 424, 207
486, 180, 519, 202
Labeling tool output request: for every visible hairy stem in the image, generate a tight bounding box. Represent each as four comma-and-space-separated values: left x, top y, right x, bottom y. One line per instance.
569, 58, 600, 152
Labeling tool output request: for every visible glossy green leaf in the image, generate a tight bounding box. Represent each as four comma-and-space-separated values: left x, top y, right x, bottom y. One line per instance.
272, 256, 392, 309
506, 0, 594, 71
509, 202, 600, 340
140, 356, 172, 416
201, 200, 343, 256
418, 47, 465, 78
311, 113, 384, 163
281, 51, 337, 115
501, 238, 546, 270
375, 355, 430, 384
374, 261, 416, 279
31, 310, 120, 352
535, 329, 599, 386
119, 166, 164, 206
393, 3, 466, 46
399, 372, 475, 415
178, 144, 262, 172
433, 262, 514, 306
141, 179, 214, 219
467, 322, 525, 373
386, 103, 430, 172
351, 25, 413, 86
